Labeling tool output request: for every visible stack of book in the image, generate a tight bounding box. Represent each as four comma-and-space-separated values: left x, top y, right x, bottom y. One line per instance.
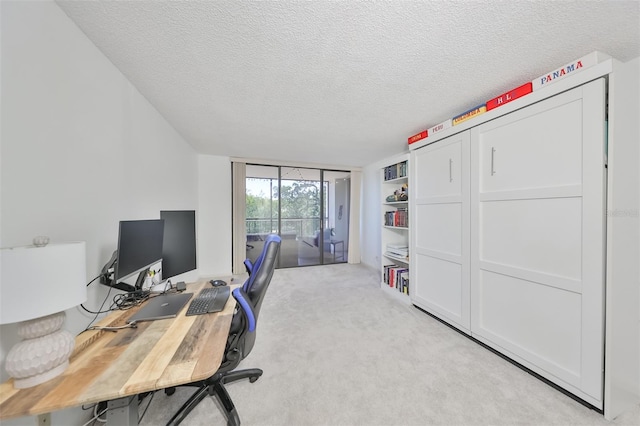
383, 264, 410, 295
384, 208, 408, 227
383, 161, 408, 181
385, 243, 408, 261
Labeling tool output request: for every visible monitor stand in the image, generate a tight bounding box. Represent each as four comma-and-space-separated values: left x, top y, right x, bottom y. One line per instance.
149, 280, 172, 293
134, 269, 148, 290
111, 281, 136, 292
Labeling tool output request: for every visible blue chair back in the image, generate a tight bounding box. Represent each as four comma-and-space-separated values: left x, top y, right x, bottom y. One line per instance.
221, 234, 280, 369
243, 234, 280, 292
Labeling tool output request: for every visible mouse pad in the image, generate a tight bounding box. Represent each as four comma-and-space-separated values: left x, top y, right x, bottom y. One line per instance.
127, 293, 193, 324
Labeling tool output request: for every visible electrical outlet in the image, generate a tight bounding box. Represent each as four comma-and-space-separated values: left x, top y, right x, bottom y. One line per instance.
37, 413, 51, 426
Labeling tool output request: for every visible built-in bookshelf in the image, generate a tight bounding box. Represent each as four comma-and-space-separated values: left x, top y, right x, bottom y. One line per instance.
380, 155, 410, 303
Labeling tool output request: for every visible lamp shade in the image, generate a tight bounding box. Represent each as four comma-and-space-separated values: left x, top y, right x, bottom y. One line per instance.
0, 242, 87, 325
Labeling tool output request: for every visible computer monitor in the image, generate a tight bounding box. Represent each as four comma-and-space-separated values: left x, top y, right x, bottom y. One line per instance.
114, 219, 164, 289
160, 210, 197, 281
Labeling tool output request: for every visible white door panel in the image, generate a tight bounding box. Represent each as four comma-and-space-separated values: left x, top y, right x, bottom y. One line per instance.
415, 203, 461, 256
414, 140, 462, 199
471, 78, 606, 406
480, 197, 582, 280
477, 270, 582, 384
411, 131, 470, 331
478, 96, 583, 193
414, 254, 463, 321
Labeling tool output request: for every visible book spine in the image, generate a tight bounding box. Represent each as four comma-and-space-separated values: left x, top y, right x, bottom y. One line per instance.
428, 119, 452, 136
385, 209, 408, 227
531, 51, 609, 90
400, 271, 409, 295
394, 268, 408, 290
384, 161, 408, 181
408, 130, 428, 145
485, 82, 532, 111
452, 104, 487, 126
383, 264, 396, 284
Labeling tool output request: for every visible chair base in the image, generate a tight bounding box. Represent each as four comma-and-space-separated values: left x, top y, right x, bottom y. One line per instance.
165, 368, 263, 426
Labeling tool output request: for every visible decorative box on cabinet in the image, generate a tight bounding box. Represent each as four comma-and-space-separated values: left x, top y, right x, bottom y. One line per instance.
381, 156, 410, 303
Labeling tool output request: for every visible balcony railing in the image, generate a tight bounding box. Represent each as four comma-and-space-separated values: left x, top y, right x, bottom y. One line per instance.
246, 217, 328, 238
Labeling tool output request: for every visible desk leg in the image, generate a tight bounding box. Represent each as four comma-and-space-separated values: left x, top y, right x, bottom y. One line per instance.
107, 397, 139, 426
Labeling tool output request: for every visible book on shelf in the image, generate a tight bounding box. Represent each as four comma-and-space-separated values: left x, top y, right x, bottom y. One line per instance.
383, 264, 410, 294
387, 243, 408, 249
399, 271, 409, 295
383, 264, 396, 284
383, 161, 408, 181
385, 252, 409, 262
386, 243, 408, 258
384, 208, 408, 227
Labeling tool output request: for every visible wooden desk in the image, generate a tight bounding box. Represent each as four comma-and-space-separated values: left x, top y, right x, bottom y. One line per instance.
0, 280, 235, 424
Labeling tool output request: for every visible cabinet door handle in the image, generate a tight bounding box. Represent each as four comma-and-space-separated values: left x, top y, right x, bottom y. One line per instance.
449, 158, 453, 182
491, 147, 496, 176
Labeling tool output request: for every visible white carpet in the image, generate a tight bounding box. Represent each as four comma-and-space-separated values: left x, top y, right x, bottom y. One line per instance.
140, 263, 640, 426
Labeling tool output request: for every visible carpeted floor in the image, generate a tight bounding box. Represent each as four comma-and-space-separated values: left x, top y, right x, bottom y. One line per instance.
140, 263, 639, 426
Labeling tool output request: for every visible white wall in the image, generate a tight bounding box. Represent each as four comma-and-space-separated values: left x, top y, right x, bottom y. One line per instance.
361, 162, 382, 268
604, 56, 640, 419
0, 1, 209, 424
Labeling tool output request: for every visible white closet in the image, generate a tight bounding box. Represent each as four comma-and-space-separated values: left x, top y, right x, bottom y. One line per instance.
409, 57, 639, 418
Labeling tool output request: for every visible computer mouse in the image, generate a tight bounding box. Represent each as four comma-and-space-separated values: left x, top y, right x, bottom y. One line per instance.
210, 279, 227, 287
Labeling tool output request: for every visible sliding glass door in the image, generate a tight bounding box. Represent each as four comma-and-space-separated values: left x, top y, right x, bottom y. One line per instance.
245, 164, 350, 269
279, 167, 321, 267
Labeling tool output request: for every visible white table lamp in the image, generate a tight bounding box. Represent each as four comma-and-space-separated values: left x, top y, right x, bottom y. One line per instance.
0, 241, 87, 388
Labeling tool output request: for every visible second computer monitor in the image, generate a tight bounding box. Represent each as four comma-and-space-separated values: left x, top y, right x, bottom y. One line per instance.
160, 210, 197, 280
116, 219, 164, 284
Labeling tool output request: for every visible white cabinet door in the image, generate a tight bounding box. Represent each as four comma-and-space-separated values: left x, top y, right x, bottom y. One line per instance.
411, 131, 470, 332
470, 78, 606, 408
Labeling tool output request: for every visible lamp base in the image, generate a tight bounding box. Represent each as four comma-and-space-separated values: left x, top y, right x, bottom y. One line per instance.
5, 312, 75, 389
13, 360, 70, 389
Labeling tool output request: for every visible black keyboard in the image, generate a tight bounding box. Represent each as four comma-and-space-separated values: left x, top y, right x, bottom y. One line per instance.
185, 286, 231, 316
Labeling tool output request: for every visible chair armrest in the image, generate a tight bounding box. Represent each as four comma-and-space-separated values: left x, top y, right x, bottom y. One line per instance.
244, 259, 253, 275
232, 288, 256, 332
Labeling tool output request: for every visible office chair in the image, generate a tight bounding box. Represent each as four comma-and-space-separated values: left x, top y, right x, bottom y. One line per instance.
242, 233, 277, 288
165, 234, 281, 426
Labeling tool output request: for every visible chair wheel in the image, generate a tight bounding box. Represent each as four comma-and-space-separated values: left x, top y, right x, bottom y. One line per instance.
249, 376, 260, 383
165, 387, 176, 396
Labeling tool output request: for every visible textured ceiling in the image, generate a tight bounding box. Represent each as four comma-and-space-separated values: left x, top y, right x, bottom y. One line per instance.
55, 0, 640, 168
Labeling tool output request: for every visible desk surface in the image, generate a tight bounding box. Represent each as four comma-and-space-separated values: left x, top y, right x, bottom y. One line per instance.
0, 280, 235, 420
